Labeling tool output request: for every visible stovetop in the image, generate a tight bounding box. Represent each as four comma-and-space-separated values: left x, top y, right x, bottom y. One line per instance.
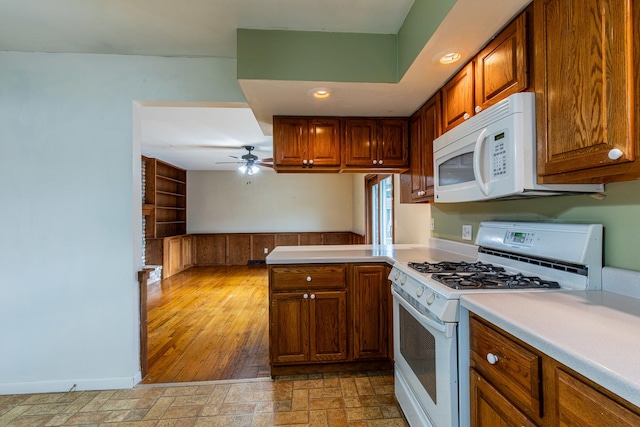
408, 261, 560, 290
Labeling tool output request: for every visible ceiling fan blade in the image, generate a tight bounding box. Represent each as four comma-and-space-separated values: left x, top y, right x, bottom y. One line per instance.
259, 163, 274, 169
260, 157, 274, 163
215, 161, 243, 164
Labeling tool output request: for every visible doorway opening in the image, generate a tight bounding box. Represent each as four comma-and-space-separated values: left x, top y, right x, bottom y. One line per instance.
365, 174, 394, 245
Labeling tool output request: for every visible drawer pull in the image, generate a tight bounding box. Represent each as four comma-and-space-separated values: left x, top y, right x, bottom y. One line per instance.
306, 276, 312, 282
486, 353, 499, 365
310, 294, 316, 300
303, 293, 309, 299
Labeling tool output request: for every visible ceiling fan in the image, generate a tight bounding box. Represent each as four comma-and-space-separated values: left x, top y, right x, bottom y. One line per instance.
217, 145, 274, 175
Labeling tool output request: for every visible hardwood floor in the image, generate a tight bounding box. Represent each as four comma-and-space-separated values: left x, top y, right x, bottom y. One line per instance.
142, 265, 270, 383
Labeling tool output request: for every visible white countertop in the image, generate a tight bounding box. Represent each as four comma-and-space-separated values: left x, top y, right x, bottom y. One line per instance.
265, 240, 477, 265
461, 290, 640, 408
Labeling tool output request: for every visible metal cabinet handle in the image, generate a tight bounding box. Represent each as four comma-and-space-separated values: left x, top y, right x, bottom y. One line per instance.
309, 159, 314, 165
379, 159, 383, 165
303, 293, 309, 299
310, 294, 316, 300
373, 160, 378, 165
302, 159, 308, 165
463, 112, 471, 120
475, 106, 482, 113
486, 353, 499, 365
306, 276, 312, 282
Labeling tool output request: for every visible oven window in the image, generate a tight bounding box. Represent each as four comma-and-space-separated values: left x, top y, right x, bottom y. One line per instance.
399, 305, 437, 403
438, 152, 474, 186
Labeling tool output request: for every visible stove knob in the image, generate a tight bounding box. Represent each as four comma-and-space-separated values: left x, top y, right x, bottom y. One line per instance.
394, 271, 400, 280
416, 287, 424, 297
400, 275, 407, 285
425, 292, 436, 305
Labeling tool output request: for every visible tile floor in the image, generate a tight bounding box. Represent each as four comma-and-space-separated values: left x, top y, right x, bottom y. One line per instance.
0, 372, 409, 426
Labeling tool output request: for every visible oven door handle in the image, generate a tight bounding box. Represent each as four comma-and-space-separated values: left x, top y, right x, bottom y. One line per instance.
472, 128, 490, 196
392, 288, 455, 338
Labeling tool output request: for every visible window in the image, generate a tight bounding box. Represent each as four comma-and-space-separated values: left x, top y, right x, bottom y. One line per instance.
365, 174, 394, 245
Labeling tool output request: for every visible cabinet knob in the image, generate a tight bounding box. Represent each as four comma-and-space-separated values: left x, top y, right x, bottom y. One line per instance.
379, 159, 383, 165
486, 353, 499, 365
306, 276, 312, 282
310, 294, 316, 300
463, 112, 471, 120
308, 159, 314, 165
303, 293, 309, 299
302, 159, 308, 165
373, 160, 378, 165
475, 106, 482, 113
608, 148, 624, 160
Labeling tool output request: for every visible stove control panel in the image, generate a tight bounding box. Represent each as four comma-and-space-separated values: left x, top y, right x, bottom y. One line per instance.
504, 231, 535, 246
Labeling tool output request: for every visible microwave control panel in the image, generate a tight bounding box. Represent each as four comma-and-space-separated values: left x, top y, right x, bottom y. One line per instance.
491, 130, 508, 178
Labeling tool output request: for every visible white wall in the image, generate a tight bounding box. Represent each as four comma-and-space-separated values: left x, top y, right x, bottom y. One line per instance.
188, 171, 354, 232
351, 174, 367, 236
393, 175, 431, 244
0, 51, 244, 394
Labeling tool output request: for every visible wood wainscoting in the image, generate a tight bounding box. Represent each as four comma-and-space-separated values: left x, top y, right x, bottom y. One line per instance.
148, 231, 366, 279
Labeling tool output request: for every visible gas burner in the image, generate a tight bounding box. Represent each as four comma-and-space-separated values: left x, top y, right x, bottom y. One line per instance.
431, 272, 561, 290
408, 261, 506, 274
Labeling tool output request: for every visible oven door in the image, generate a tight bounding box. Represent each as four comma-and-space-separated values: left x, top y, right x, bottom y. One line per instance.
392, 287, 458, 427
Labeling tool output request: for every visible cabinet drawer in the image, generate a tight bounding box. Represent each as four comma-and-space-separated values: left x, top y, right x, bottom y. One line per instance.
271, 265, 346, 291
470, 316, 542, 418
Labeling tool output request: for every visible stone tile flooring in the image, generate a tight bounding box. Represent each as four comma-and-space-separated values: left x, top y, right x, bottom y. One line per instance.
0, 372, 409, 426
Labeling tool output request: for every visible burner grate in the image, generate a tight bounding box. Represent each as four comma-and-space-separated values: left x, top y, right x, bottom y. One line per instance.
431, 272, 561, 290
408, 261, 506, 274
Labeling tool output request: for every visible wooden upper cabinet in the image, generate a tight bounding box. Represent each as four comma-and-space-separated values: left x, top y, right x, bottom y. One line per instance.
343, 119, 378, 166
475, 12, 528, 112
378, 119, 409, 167
273, 117, 340, 170
403, 93, 441, 203
440, 10, 530, 134
441, 61, 475, 133
307, 118, 341, 166
343, 118, 408, 169
535, 0, 639, 183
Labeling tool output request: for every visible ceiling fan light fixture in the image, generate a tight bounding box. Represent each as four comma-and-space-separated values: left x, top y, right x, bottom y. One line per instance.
238, 163, 260, 175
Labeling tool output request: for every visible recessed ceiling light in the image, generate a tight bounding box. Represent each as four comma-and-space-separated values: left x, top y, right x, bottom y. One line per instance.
439, 52, 462, 64
309, 88, 331, 99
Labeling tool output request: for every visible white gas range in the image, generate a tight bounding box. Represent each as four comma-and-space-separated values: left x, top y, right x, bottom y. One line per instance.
389, 221, 603, 427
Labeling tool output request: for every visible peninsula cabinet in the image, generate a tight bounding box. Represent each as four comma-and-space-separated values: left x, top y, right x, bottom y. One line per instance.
343, 118, 409, 171
269, 263, 393, 375
469, 314, 640, 426
270, 265, 348, 366
441, 10, 529, 133
273, 117, 341, 172
401, 93, 441, 203
351, 264, 391, 360
534, 0, 640, 184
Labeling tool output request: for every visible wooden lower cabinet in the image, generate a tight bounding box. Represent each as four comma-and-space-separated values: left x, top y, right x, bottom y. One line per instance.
351, 264, 390, 360
469, 314, 640, 426
470, 368, 537, 427
162, 235, 194, 278
269, 263, 392, 374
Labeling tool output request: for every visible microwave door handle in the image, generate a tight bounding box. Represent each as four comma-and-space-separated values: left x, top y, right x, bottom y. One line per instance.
472, 128, 490, 196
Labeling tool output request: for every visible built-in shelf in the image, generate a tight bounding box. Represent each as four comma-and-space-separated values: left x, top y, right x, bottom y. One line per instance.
143, 156, 187, 239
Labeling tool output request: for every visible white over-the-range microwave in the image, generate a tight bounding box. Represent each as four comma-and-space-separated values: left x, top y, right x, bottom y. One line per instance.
433, 92, 604, 203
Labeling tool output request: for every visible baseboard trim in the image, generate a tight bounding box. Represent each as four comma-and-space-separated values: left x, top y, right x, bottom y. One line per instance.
0, 375, 139, 395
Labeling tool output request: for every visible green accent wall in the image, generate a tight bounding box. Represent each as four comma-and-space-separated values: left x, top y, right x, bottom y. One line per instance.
237, 29, 397, 83
237, 0, 457, 83
431, 180, 640, 271
397, 0, 457, 77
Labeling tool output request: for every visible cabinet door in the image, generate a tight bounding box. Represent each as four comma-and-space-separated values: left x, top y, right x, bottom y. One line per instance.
181, 235, 193, 268
344, 119, 378, 166
273, 117, 308, 167
475, 12, 528, 112
534, 0, 636, 182
470, 369, 537, 427
406, 107, 424, 201
271, 292, 309, 364
308, 118, 341, 166
555, 369, 640, 427
441, 61, 475, 132
309, 290, 347, 361
351, 265, 389, 360
377, 119, 408, 167
163, 236, 182, 278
